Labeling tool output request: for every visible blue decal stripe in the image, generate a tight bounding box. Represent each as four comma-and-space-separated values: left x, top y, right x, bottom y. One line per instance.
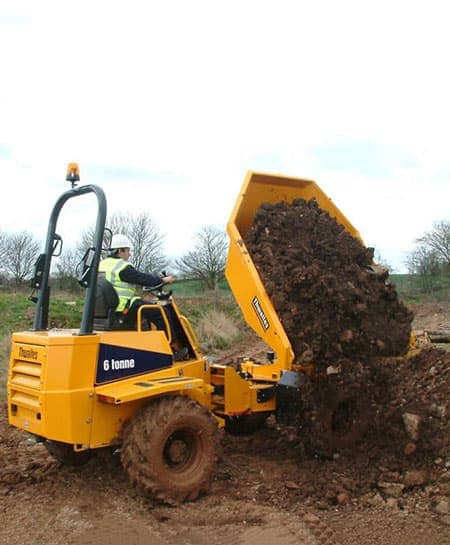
96, 343, 172, 384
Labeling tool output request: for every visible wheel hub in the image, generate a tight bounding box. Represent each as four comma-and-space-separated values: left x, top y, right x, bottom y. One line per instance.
164, 430, 195, 469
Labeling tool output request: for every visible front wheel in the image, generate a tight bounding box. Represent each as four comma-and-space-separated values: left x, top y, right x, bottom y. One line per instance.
120, 396, 220, 505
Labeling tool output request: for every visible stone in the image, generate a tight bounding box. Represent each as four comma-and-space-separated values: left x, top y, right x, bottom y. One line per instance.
428, 403, 447, 419
378, 481, 405, 498
404, 442, 417, 456
386, 498, 399, 509
403, 470, 427, 488
336, 492, 350, 505
402, 412, 421, 441
366, 493, 385, 507
302, 513, 320, 524
434, 500, 450, 515
382, 471, 401, 482
438, 482, 450, 495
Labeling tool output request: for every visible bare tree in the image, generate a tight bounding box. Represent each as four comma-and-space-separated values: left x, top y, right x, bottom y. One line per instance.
416, 220, 450, 269
405, 246, 441, 293
405, 246, 440, 276
53, 248, 82, 290
1, 231, 41, 284
128, 213, 167, 272
405, 220, 450, 288
78, 211, 167, 273
176, 226, 228, 290
0, 231, 6, 262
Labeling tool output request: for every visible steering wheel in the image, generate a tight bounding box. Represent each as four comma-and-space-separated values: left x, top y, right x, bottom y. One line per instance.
142, 277, 173, 300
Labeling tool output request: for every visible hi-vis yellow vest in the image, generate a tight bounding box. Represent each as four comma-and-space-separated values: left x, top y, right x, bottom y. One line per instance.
98, 258, 138, 311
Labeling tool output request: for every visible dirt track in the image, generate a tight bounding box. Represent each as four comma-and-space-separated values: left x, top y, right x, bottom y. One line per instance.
1, 304, 449, 545
1, 402, 449, 545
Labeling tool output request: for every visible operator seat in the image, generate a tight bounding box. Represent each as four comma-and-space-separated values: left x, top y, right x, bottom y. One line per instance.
93, 276, 132, 331
93, 278, 194, 361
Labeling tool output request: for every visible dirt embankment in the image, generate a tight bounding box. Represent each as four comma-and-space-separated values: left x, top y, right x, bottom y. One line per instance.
240, 197, 450, 524
242, 199, 444, 457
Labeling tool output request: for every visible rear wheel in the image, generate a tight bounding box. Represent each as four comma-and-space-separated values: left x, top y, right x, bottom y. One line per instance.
121, 396, 220, 505
225, 412, 270, 435
45, 440, 93, 466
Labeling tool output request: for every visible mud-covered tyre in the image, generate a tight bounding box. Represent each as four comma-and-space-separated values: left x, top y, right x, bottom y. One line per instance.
225, 412, 270, 436
45, 440, 93, 466
120, 396, 220, 505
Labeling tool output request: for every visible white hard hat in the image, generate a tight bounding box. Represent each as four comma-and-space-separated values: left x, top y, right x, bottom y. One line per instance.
110, 234, 132, 250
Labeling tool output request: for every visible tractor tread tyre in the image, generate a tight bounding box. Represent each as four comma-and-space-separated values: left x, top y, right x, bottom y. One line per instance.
45, 440, 93, 466
120, 396, 220, 505
225, 412, 270, 436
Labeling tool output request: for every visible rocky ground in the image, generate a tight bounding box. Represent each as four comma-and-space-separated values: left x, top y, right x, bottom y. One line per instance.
1, 301, 449, 545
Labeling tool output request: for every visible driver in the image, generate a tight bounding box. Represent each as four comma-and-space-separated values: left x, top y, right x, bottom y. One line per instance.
98, 233, 174, 331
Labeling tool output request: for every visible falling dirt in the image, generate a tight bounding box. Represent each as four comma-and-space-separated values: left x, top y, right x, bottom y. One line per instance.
245, 198, 413, 367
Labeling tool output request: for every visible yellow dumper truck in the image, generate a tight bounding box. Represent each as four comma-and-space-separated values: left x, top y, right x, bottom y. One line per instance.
7, 168, 364, 504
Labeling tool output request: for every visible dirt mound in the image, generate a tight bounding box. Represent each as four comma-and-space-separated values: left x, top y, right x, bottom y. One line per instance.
375, 348, 450, 458
245, 199, 413, 368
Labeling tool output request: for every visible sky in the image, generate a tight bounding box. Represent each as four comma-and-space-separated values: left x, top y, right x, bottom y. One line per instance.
1, 0, 449, 273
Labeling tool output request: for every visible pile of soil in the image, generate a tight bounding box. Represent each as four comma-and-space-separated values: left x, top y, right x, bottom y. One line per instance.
245, 199, 413, 368
376, 347, 450, 458
244, 198, 448, 464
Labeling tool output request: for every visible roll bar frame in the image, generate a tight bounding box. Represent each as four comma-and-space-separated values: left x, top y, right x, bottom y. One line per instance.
33, 184, 107, 335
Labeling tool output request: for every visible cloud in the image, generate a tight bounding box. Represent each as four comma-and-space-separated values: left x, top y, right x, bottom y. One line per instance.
311, 140, 418, 178
0, 1, 449, 273
0, 145, 11, 159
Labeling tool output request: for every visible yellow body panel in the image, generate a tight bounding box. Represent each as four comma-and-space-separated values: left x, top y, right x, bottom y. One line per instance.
96, 376, 205, 404
211, 364, 276, 417
90, 358, 212, 447
225, 171, 362, 372
7, 328, 211, 449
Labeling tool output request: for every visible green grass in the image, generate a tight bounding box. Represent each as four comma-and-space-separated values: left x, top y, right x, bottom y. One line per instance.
170, 277, 230, 297
0, 292, 84, 336
390, 274, 450, 303
0, 290, 85, 402
1, 274, 448, 402
0, 282, 240, 402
